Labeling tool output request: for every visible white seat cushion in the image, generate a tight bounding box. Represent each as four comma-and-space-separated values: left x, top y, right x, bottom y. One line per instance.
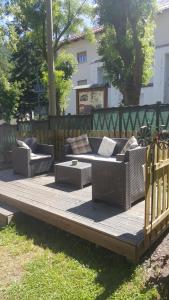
31, 153, 51, 160
98, 137, 116, 157
66, 154, 117, 162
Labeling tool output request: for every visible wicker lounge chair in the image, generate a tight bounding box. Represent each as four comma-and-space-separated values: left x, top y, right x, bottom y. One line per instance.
12, 138, 54, 177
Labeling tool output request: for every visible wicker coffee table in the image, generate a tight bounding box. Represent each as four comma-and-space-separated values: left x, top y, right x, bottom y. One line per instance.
54, 161, 92, 189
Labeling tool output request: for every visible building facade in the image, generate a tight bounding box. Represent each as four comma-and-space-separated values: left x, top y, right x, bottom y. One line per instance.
61, 1, 169, 114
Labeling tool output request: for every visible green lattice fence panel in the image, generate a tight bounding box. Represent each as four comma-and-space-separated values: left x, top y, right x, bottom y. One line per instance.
121, 106, 157, 134
159, 104, 169, 130
93, 108, 119, 135
93, 105, 162, 136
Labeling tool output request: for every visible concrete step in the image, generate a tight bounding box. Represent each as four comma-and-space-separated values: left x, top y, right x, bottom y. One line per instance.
0, 203, 19, 227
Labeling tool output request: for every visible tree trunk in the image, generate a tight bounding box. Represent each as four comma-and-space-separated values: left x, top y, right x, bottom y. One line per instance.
122, 85, 141, 106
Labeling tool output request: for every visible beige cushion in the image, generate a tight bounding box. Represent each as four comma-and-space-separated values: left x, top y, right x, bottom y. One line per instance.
67, 134, 92, 155
16, 139, 31, 151
98, 137, 116, 157
121, 136, 138, 154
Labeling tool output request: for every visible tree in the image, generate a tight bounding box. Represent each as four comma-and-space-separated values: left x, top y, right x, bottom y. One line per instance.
5, 0, 93, 114
0, 23, 21, 121
96, 0, 156, 106
11, 38, 46, 116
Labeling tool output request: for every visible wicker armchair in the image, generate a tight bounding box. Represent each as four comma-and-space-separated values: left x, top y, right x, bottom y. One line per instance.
92, 147, 146, 210
13, 140, 54, 177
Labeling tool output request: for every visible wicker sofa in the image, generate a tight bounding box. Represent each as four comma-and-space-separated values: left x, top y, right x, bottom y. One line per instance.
64, 137, 129, 163
64, 137, 146, 210
13, 138, 54, 178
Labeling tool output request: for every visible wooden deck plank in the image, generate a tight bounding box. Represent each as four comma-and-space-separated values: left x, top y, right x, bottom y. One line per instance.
0, 170, 144, 238
0, 170, 145, 222
0, 180, 144, 231
0, 184, 144, 244
0, 169, 145, 261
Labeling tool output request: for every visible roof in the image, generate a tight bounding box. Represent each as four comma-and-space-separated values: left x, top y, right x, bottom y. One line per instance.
63, 1, 169, 45
158, 0, 169, 11
74, 83, 109, 90
62, 27, 103, 45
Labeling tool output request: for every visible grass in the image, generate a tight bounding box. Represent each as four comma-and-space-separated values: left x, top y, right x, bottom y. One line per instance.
0, 214, 160, 300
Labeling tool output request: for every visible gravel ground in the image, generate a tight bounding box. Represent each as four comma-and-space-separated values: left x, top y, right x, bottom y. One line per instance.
144, 230, 169, 299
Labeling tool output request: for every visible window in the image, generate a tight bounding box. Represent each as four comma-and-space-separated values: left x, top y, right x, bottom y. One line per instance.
77, 80, 87, 86
77, 51, 87, 63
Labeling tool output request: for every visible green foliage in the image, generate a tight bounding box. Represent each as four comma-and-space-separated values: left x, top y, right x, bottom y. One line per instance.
84, 27, 96, 44
43, 51, 77, 113
0, 74, 21, 122
11, 37, 46, 114
0, 24, 21, 121
6, 0, 94, 59
55, 51, 77, 80
4, 0, 93, 115
96, 0, 156, 106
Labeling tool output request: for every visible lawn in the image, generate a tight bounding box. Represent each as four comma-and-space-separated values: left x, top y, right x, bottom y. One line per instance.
0, 214, 162, 300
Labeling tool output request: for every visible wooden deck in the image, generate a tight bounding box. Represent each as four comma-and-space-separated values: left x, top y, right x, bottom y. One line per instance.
0, 169, 147, 262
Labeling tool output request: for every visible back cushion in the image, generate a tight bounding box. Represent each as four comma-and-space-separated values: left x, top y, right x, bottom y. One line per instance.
67, 134, 92, 155
89, 137, 128, 155
88, 138, 103, 153
113, 138, 128, 155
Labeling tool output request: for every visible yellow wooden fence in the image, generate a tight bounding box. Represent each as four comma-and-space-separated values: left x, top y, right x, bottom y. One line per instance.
145, 143, 169, 238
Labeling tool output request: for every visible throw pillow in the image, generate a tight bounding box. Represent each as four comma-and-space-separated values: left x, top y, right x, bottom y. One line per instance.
121, 136, 138, 154
98, 137, 116, 157
67, 134, 92, 155
24, 137, 37, 152
16, 139, 31, 151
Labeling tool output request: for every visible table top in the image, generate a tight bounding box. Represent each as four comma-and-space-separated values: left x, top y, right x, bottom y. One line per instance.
54, 161, 91, 170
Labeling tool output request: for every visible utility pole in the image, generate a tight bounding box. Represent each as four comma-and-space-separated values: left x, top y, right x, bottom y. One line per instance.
46, 0, 56, 116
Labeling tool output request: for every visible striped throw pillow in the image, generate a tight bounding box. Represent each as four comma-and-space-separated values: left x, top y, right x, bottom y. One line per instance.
67, 134, 92, 155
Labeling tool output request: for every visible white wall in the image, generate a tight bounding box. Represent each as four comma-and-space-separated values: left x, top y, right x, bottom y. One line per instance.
155, 9, 169, 46
62, 8, 169, 114
63, 38, 100, 86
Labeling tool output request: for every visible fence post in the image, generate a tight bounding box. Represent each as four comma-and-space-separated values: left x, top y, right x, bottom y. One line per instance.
156, 101, 161, 132
119, 106, 123, 137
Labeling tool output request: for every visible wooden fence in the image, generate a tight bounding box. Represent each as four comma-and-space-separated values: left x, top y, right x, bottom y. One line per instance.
0, 124, 17, 163
47, 102, 169, 136
145, 143, 169, 241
